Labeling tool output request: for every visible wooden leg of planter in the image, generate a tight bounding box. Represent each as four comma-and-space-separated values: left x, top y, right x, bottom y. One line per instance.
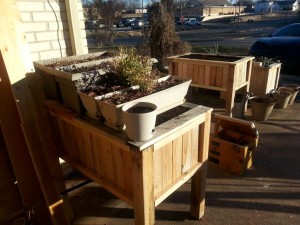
225, 88, 235, 117
190, 112, 211, 219
131, 147, 155, 225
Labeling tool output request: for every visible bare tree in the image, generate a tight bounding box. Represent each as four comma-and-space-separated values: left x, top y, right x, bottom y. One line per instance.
147, 2, 191, 70
85, 0, 125, 46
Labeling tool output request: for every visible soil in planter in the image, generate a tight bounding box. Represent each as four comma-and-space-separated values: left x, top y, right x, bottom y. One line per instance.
179, 54, 243, 62
57, 61, 113, 74
46, 51, 115, 68
102, 78, 184, 105
127, 106, 154, 113
251, 96, 276, 103
76, 72, 130, 97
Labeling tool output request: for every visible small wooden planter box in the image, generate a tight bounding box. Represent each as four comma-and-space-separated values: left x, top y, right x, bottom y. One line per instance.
167, 53, 254, 116
209, 114, 259, 175
45, 100, 212, 225
33, 51, 115, 113
250, 61, 281, 96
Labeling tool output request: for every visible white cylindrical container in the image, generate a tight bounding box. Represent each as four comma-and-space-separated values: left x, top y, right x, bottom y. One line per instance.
122, 102, 157, 142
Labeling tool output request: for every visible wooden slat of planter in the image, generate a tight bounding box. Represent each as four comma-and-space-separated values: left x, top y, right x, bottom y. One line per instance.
187, 63, 194, 79
73, 126, 94, 171
182, 131, 192, 173
161, 142, 173, 189
172, 136, 183, 180
209, 66, 217, 86
111, 145, 126, 189
182, 63, 187, 78
204, 65, 210, 86
222, 66, 229, 89
215, 67, 223, 87
191, 127, 200, 165
192, 64, 200, 84
153, 148, 163, 194
123, 149, 133, 194
92, 135, 106, 178
101, 137, 115, 183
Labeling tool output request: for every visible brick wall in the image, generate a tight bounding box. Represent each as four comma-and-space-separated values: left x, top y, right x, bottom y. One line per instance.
17, 0, 88, 61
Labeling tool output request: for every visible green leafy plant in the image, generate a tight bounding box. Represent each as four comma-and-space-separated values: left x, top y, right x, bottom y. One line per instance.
107, 47, 160, 91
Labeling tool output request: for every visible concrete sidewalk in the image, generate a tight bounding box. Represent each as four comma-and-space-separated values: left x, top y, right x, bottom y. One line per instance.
69, 78, 300, 225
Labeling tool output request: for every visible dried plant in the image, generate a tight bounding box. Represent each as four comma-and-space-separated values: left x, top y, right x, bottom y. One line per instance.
107, 47, 160, 91
255, 56, 279, 67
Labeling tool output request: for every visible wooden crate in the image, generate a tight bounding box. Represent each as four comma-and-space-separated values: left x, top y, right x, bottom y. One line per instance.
209, 114, 259, 175
250, 62, 281, 96
167, 53, 254, 116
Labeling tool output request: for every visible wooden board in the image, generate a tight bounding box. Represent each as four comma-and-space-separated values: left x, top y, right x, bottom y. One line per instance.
0, 128, 24, 224
0, 1, 70, 224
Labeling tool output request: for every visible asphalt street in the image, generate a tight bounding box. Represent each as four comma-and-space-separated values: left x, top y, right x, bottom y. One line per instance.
87, 14, 300, 49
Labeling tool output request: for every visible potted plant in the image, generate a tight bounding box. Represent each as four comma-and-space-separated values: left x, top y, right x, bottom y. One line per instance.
77, 47, 191, 130
281, 85, 300, 105
271, 88, 293, 109
250, 57, 281, 96
249, 96, 277, 121
167, 53, 254, 116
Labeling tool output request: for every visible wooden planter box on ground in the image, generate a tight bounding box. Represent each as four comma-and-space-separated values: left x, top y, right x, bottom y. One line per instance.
44, 100, 212, 225
250, 62, 281, 96
167, 53, 254, 116
33, 51, 115, 113
209, 114, 259, 175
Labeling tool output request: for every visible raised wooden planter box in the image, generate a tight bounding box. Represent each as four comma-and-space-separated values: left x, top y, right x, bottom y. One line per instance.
250, 61, 281, 96
33, 51, 115, 113
167, 53, 254, 116
44, 100, 212, 225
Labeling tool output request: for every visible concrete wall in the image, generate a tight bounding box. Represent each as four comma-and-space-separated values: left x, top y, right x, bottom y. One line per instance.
17, 0, 88, 61
202, 6, 244, 16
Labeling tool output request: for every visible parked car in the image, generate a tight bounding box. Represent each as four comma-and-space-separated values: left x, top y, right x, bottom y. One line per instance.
249, 23, 300, 74
114, 19, 131, 28
184, 18, 201, 26
131, 20, 148, 30
176, 18, 189, 25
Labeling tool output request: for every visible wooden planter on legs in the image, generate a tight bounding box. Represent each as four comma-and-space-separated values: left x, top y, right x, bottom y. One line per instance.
44, 100, 212, 225
167, 53, 254, 116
